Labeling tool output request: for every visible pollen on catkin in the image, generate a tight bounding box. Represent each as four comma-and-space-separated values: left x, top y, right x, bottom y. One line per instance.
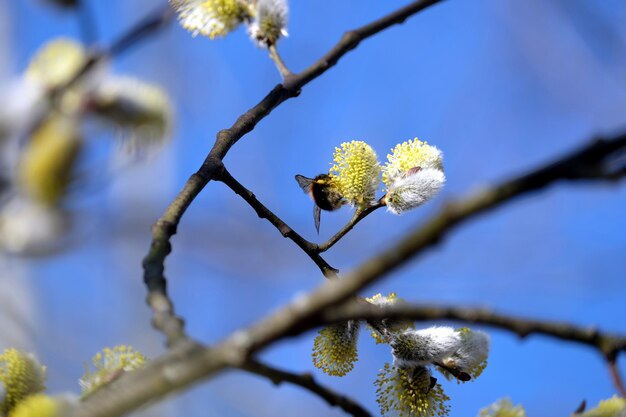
312, 321, 360, 377
328, 140, 381, 208
365, 293, 415, 344
0, 349, 47, 415
375, 363, 450, 417
170, 0, 250, 39
477, 398, 526, 417
382, 139, 443, 187
79, 346, 147, 396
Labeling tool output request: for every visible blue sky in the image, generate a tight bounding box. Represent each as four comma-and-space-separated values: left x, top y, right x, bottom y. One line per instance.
1, 1, 626, 416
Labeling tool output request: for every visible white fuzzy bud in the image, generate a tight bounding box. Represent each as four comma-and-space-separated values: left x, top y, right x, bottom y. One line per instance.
390, 326, 461, 368
247, 0, 288, 47
385, 167, 445, 215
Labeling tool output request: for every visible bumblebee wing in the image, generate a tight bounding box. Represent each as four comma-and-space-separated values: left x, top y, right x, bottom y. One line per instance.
295, 175, 314, 194
314, 204, 321, 234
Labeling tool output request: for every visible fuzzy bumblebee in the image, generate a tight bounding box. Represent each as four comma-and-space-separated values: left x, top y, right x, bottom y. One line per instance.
295, 174, 345, 233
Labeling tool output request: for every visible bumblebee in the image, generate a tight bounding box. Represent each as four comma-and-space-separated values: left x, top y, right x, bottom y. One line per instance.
295, 174, 344, 233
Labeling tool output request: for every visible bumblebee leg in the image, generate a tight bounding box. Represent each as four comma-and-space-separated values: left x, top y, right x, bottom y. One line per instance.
314, 204, 321, 234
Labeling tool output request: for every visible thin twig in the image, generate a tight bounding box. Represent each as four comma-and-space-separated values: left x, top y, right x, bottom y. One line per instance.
142, 0, 446, 346
606, 353, 626, 398
217, 166, 338, 279
268, 44, 292, 79
241, 359, 372, 417
316, 200, 385, 253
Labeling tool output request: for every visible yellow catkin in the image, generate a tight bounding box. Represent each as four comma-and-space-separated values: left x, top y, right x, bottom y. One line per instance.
312, 322, 359, 377
171, 0, 248, 39
383, 138, 443, 187
0, 349, 46, 415
329, 140, 380, 207
18, 115, 82, 207
375, 363, 450, 417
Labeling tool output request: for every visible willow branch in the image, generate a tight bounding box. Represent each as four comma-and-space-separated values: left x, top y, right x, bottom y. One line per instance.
142, 0, 446, 345
218, 165, 384, 270
322, 302, 626, 357
326, 301, 626, 397
316, 200, 385, 253
77, 131, 626, 417
217, 166, 338, 279
241, 359, 372, 417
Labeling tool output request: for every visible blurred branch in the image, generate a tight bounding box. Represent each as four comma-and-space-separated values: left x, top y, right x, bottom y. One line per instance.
241, 359, 372, 417
78, 128, 626, 417
106, 4, 174, 58
142, 0, 445, 346
45, 1, 179, 343
50, 4, 173, 98
25, 3, 174, 139
217, 166, 339, 279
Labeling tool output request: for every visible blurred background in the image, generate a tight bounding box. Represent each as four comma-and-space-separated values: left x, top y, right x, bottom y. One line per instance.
1, 0, 626, 416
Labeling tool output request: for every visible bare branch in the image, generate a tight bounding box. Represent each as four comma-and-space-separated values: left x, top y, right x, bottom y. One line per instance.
322, 302, 626, 357
241, 359, 372, 417
217, 166, 338, 279
219, 165, 384, 269
142, 0, 446, 345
